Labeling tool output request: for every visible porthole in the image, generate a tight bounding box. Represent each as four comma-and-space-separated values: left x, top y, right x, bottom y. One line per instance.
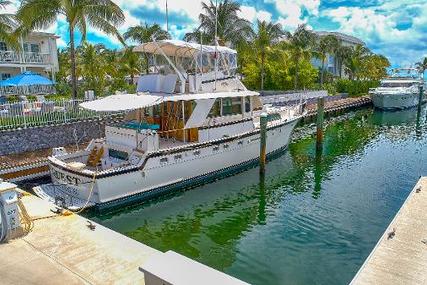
160, 157, 168, 164
174, 154, 182, 160
213, 146, 219, 152
238, 141, 243, 145
224, 144, 229, 149
194, 150, 201, 156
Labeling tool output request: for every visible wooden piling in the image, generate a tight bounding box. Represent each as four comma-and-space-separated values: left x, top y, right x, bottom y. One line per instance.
417, 85, 424, 115
259, 113, 268, 174
316, 97, 325, 150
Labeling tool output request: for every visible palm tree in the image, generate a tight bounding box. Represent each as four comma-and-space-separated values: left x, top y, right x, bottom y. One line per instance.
416, 57, 427, 76
17, 0, 125, 100
78, 42, 107, 96
0, 0, 20, 50
124, 23, 170, 73
335, 43, 352, 78
284, 24, 316, 90
344, 44, 370, 80
253, 20, 283, 90
314, 35, 339, 85
184, 0, 253, 47
121, 47, 142, 84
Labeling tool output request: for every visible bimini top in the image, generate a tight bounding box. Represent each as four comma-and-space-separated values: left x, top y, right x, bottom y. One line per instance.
133, 40, 237, 58
80, 90, 258, 112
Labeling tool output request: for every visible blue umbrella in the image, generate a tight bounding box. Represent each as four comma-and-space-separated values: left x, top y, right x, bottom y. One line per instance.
0, 71, 54, 87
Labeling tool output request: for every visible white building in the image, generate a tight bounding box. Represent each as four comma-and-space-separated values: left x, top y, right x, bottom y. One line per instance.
0, 32, 59, 82
311, 31, 365, 77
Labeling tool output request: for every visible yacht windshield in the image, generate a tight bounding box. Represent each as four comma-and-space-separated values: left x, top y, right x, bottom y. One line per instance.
380, 82, 416, 88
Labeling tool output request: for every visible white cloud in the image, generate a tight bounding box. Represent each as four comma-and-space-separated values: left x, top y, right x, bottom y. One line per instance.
238, 6, 272, 23
323, 1, 427, 66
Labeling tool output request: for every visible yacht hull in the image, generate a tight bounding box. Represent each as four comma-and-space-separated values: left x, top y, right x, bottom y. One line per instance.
47, 118, 299, 210
371, 92, 420, 110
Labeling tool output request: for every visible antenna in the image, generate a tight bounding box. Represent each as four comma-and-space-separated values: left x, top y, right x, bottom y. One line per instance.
165, 0, 169, 33
214, 0, 218, 91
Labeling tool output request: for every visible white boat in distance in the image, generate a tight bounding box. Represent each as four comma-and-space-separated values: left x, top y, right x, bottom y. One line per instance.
34, 40, 305, 210
370, 68, 426, 110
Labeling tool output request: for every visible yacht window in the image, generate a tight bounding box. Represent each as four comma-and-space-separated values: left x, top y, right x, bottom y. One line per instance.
208, 99, 221, 117
109, 149, 128, 160
222, 97, 242, 116
245, 97, 251, 113
160, 157, 168, 164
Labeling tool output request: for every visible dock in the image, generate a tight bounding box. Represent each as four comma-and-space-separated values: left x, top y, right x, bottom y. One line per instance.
351, 177, 427, 285
0, 190, 160, 284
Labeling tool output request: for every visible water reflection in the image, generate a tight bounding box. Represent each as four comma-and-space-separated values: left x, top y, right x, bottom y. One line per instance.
88, 106, 427, 285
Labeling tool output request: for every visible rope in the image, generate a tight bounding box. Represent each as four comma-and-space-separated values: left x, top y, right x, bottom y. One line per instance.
74, 172, 97, 214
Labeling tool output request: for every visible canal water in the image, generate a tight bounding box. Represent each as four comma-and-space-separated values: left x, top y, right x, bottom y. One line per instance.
88, 106, 427, 285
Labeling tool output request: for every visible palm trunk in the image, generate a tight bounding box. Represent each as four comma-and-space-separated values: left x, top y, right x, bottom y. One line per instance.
294, 58, 299, 90
320, 58, 325, 85
69, 27, 78, 100
338, 58, 342, 78
261, 53, 265, 91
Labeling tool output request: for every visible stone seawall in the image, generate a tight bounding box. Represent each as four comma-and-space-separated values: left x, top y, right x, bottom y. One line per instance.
0, 116, 122, 155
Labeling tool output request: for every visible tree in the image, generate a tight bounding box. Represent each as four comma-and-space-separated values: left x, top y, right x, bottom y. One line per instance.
359, 54, 390, 81
416, 57, 427, 76
0, 0, 20, 50
123, 23, 170, 73
335, 43, 352, 78
17, 0, 125, 100
344, 44, 370, 80
78, 42, 107, 96
314, 35, 338, 85
284, 24, 316, 90
184, 0, 253, 47
253, 20, 283, 90
121, 47, 143, 84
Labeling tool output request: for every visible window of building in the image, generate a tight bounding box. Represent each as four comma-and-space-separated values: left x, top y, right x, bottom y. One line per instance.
24, 43, 40, 53
0, 42, 7, 51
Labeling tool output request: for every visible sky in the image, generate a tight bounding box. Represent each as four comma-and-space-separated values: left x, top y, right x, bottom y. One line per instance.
6, 0, 427, 67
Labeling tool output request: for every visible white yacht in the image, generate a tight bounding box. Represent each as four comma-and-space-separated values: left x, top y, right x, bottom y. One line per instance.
370, 68, 425, 110
34, 40, 305, 210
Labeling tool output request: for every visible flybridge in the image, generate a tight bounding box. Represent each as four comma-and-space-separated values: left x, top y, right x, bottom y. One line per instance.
132, 40, 239, 94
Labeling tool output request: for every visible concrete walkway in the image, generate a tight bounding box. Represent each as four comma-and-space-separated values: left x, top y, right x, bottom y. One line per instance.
0, 192, 160, 285
352, 177, 427, 285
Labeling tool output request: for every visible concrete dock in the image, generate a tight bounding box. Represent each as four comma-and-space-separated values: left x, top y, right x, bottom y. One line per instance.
0, 191, 160, 284
352, 177, 427, 285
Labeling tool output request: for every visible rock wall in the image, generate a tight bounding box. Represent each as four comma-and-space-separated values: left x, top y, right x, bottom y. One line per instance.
0, 117, 121, 155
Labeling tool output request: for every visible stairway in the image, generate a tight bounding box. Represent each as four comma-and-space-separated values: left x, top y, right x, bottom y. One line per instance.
87, 146, 104, 167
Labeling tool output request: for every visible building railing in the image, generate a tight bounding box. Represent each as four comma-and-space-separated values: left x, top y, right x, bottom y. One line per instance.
0, 99, 124, 131
0, 85, 56, 96
0, 51, 51, 65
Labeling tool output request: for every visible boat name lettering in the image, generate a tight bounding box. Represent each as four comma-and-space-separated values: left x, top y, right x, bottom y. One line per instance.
52, 169, 82, 185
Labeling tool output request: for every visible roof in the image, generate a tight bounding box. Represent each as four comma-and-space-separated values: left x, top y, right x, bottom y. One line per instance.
80, 90, 258, 112
314, 31, 365, 46
133, 40, 237, 57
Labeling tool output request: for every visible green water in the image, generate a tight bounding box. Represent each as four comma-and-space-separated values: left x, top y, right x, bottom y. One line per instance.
89, 106, 427, 285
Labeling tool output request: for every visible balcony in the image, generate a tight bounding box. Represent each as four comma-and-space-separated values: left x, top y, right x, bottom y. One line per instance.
0, 50, 51, 65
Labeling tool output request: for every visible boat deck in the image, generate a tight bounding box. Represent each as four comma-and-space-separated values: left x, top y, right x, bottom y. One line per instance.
351, 177, 427, 284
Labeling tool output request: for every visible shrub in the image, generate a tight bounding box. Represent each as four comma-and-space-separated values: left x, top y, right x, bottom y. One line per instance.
335, 79, 379, 96
313, 83, 337, 96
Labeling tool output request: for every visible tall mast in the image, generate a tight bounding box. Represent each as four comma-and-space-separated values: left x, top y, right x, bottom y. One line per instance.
214, 0, 218, 91
165, 0, 169, 33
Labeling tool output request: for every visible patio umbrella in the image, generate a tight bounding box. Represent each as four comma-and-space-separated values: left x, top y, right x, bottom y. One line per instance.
0, 71, 55, 96
0, 71, 54, 87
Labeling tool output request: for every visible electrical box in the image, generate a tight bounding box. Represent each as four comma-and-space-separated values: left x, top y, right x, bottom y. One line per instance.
0, 181, 21, 235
